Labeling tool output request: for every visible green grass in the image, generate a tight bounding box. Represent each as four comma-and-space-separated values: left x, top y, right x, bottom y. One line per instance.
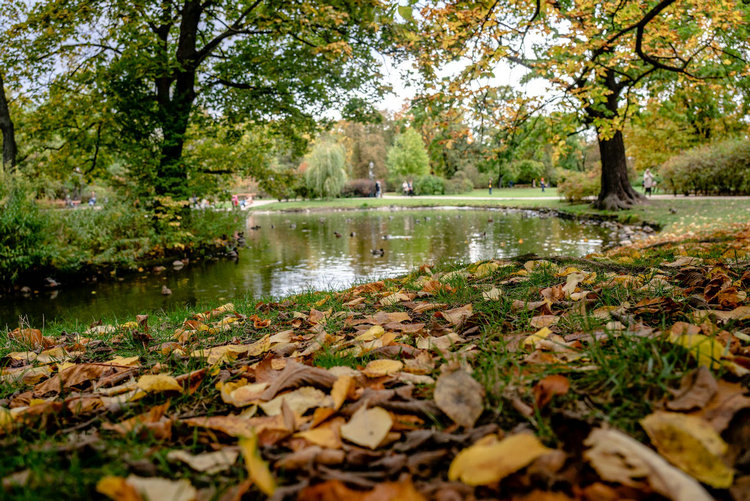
253, 192, 750, 234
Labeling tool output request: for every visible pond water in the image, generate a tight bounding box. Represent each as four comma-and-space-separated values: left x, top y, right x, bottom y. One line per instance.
1, 208, 614, 327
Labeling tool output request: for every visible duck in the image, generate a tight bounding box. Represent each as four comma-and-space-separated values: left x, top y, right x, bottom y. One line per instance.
161, 285, 172, 295
370, 248, 385, 257
350, 232, 355, 237
334, 231, 342, 238
44, 277, 60, 288
382, 235, 389, 240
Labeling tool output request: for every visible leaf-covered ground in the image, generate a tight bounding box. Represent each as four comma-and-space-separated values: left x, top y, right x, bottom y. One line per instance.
2, 224, 750, 500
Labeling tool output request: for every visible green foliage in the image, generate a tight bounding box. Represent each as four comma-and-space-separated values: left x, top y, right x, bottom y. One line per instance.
304, 142, 348, 199
557, 169, 600, 202
259, 168, 305, 201
0, 181, 55, 281
445, 171, 474, 194
341, 179, 376, 198
508, 159, 545, 184
413, 175, 445, 195
386, 128, 430, 180
659, 139, 750, 195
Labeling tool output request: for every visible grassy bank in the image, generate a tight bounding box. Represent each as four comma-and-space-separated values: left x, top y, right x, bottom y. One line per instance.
1, 194, 246, 287
254, 192, 750, 234
1, 224, 749, 499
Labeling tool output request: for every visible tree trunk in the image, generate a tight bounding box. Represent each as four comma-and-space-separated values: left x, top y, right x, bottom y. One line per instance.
156, 72, 195, 197
0, 73, 17, 172
594, 129, 644, 210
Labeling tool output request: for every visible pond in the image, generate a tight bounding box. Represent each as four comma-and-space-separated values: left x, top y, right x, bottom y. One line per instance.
1, 208, 615, 327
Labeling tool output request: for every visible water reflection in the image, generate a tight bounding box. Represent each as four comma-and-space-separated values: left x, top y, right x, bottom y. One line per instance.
1, 208, 612, 326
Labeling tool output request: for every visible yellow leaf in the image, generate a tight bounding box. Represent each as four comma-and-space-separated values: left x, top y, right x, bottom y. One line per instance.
259, 387, 329, 416
136, 374, 182, 393
330, 375, 353, 411
641, 412, 734, 488
474, 262, 500, 278
340, 406, 392, 449
523, 327, 552, 349
96, 476, 140, 501
0, 407, 13, 433
294, 420, 343, 449
103, 356, 140, 367
362, 359, 404, 378
354, 325, 385, 343
667, 333, 727, 369
239, 433, 276, 496
448, 433, 551, 485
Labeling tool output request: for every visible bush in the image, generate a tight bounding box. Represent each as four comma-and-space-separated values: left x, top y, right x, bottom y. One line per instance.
557, 169, 600, 202
304, 141, 348, 198
0, 184, 56, 281
445, 171, 474, 194
455, 165, 487, 189
413, 175, 446, 195
659, 139, 750, 195
510, 159, 546, 184
341, 179, 376, 198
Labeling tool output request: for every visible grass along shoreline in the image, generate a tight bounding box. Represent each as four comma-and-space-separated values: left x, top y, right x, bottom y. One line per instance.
251, 191, 750, 235
1, 223, 749, 499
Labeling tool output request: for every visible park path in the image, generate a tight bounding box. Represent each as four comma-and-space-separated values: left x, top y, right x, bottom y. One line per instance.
382, 193, 750, 201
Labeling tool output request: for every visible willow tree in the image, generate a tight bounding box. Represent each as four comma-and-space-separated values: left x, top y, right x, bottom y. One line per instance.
304, 141, 348, 198
417, 0, 750, 209
21, 0, 396, 197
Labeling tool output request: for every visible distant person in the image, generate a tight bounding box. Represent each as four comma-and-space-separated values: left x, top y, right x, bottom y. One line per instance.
375, 180, 382, 198
540, 177, 546, 192
65, 194, 73, 208
191, 194, 198, 208
231, 194, 239, 208
407, 180, 414, 196
88, 191, 96, 206
643, 168, 654, 197
402, 180, 409, 195
488, 178, 492, 195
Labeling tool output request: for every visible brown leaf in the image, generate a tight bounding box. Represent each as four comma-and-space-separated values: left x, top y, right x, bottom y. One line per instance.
533, 375, 570, 409
529, 315, 560, 329
434, 370, 484, 428
340, 406, 392, 449
435, 304, 473, 327
666, 366, 717, 411
259, 361, 337, 401
688, 379, 750, 432
9, 328, 44, 348
35, 363, 112, 395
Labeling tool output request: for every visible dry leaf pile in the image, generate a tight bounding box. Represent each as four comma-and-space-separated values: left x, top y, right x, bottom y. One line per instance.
2, 225, 750, 500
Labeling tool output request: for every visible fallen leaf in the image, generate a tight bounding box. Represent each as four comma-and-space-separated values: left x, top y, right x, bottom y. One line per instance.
530, 315, 560, 329
98, 475, 197, 501
533, 375, 570, 409
340, 406, 392, 449
219, 380, 270, 408
435, 304, 473, 327
434, 370, 484, 428
448, 433, 551, 485
666, 333, 727, 369
584, 428, 712, 501
330, 375, 353, 411
9, 328, 44, 348
482, 287, 502, 301
259, 386, 329, 416
239, 432, 276, 496
666, 366, 717, 411
182, 415, 255, 437
166, 449, 239, 474
136, 374, 182, 393
294, 417, 344, 449
362, 359, 404, 378
641, 412, 734, 488
689, 379, 750, 432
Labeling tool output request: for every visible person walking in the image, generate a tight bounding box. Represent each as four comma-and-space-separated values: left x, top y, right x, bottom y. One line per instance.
540, 177, 546, 192
375, 180, 382, 198
488, 178, 492, 195
643, 168, 654, 197
402, 180, 409, 195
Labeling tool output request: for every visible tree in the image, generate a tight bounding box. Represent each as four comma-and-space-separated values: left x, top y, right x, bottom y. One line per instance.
0, 73, 17, 172
305, 141, 348, 198
418, 1, 750, 209
21, 0, 394, 197
386, 128, 430, 179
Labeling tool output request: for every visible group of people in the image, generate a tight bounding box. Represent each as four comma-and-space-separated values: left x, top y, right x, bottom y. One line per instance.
401, 180, 414, 196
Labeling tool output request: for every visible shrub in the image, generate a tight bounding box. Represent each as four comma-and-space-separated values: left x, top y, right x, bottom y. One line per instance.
386, 129, 430, 179
456, 165, 486, 189
659, 139, 750, 195
445, 171, 474, 194
557, 168, 600, 202
341, 179, 376, 198
0, 184, 56, 281
304, 141, 348, 198
414, 175, 446, 195
511, 159, 546, 184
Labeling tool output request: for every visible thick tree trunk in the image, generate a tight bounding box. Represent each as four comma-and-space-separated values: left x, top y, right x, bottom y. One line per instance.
594, 129, 644, 210
156, 72, 195, 197
0, 73, 18, 172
